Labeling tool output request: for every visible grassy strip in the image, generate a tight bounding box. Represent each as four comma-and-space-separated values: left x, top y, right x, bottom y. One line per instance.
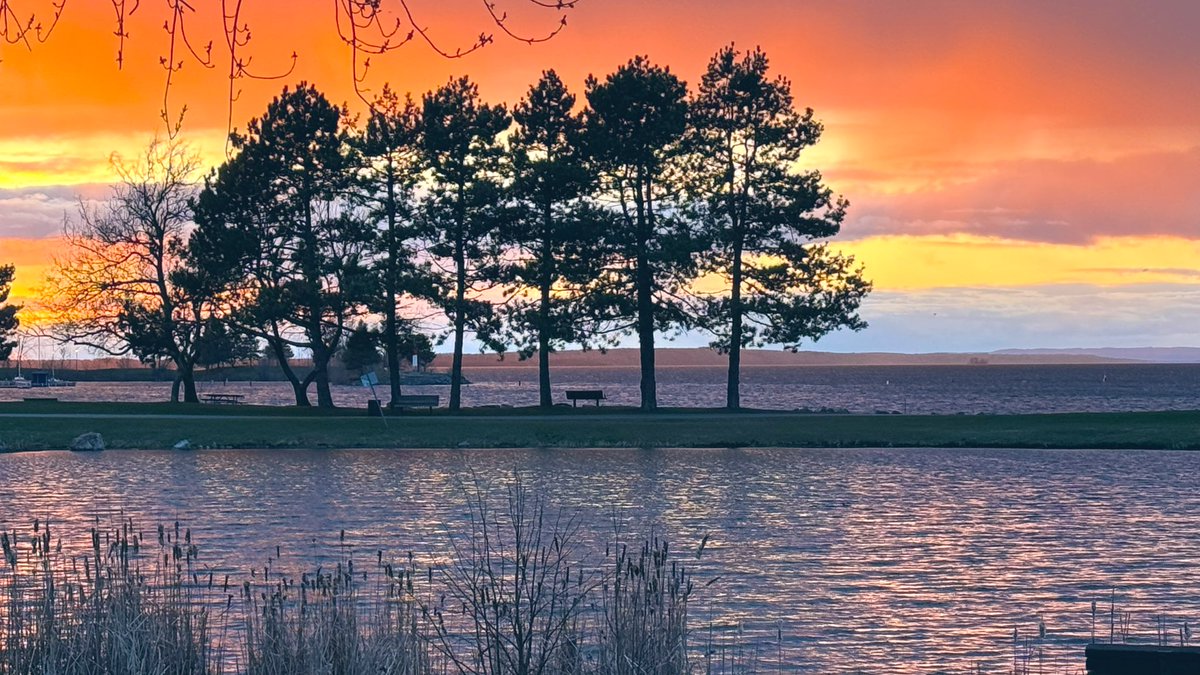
1, 402, 1199, 450
0, 400, 813, 417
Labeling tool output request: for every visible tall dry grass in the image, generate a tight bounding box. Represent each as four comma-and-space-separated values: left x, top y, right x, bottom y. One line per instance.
0, 519, 213, 674
1, 483, 764, 674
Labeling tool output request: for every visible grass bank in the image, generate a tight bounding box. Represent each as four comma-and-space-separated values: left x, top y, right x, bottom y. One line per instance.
2, 401, 1199, 451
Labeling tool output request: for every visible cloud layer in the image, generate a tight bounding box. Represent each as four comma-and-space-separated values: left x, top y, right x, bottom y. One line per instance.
838, 147, 1200, 244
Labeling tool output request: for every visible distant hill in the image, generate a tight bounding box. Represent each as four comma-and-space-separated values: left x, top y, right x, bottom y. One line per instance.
993, 347, 1200, 363
459, 347, 1135, 369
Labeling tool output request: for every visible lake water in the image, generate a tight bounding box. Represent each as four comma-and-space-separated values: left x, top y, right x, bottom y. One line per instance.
2, 446, 1199, 672
4, 363, 1200, 414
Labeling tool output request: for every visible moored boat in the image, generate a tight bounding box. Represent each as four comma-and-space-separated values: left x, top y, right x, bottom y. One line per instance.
28, 371, 76, 387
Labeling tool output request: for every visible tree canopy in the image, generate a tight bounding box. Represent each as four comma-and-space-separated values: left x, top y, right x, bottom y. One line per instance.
341, 322, 382, 374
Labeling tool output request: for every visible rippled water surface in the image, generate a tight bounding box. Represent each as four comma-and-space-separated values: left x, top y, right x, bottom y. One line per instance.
5, 363, 1200, 414
2, 446, 1199, 672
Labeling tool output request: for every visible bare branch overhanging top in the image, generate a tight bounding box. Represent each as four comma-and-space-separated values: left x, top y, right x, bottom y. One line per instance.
0, 0, 578, 136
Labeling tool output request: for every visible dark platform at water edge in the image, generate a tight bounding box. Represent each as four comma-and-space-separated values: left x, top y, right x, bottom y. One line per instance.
1086, 644, 1200, 674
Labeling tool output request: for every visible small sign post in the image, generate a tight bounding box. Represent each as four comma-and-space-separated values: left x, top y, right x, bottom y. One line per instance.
360, 371, 387, 428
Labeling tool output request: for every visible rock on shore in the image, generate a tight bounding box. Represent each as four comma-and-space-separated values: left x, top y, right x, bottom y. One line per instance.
70, 433, 105, 452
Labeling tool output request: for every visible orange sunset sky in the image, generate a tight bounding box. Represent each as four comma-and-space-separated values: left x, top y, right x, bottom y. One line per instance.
2, 0, 1199, 352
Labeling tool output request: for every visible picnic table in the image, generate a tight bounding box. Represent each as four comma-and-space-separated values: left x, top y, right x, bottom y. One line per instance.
201, 393, 245, 405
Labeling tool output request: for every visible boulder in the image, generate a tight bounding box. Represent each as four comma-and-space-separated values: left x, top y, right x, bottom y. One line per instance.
69, 432, 105, 452
172, 439, 192, 450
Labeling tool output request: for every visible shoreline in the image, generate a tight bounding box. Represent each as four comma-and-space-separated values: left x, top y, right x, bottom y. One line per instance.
2, 402, 1199, 452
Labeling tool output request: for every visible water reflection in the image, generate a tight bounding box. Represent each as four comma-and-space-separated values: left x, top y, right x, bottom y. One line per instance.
6, 363, 1200, 414
1, 447, 1198, 672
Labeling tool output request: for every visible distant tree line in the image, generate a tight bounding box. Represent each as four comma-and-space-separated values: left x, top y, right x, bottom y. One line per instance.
48, 46, 871, 410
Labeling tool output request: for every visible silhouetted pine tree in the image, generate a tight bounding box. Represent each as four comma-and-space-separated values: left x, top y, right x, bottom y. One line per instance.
358, 85, 430, 407
341, 322, 382, 374
418, 76, 510, 411
0, 265, 19, 362
191, 83, 373, 408
501, 70, 606, 408
195, 318, 260, 369
584, 56, 696, 411
689, 46, 870, 409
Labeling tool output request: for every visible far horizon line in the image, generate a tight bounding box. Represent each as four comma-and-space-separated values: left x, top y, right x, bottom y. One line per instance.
8, 345, 1200, 369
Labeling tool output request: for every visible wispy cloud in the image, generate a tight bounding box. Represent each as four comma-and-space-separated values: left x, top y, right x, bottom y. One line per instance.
838, 147, 1200, 243
0, 187, 110, 238
817, 284, 1200, 353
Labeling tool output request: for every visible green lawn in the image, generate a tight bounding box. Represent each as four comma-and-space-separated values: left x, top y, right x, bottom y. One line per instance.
1, 401, 1199, 451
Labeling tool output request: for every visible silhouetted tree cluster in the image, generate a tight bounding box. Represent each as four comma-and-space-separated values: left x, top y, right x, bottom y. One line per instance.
195, 318, 260, 369
53, 45, 870, 410
0, 264, 18, 361
341, 322, 382, 374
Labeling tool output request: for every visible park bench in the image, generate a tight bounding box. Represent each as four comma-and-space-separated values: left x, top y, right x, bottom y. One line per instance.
201, 393, 245, 405
565, 390, 606, 407
391, 395, 440, 410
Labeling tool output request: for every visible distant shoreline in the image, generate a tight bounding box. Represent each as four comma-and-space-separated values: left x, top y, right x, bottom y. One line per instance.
2, 402, 1199, 452
0, 355, 1161, 381
0, 350, 1168, 384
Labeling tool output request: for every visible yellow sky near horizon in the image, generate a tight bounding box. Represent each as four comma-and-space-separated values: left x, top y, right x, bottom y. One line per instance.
9, 233, 1200, 310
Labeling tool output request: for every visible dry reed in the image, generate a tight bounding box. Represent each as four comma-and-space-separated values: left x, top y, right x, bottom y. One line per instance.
0, 484, 759, 674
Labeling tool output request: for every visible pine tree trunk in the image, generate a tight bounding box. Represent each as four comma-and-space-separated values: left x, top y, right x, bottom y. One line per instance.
314, 365, 334, 408
449, 237, 467, 412
309, 339, 335, 409
450, 310, 465, 411
538, 333, 552, 409
727, 239, 744, 410
537, 219, 554, 409
291, 381, 310, 407
637, 175, 657, 412
180, 364, 199, 404
385, 296, 402, 406
637, 261, 657, 412
384, 169, 403, 406
271, 338, 309, 407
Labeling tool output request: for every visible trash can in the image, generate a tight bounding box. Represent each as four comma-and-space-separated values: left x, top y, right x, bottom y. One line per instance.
367, 400, 382, 417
